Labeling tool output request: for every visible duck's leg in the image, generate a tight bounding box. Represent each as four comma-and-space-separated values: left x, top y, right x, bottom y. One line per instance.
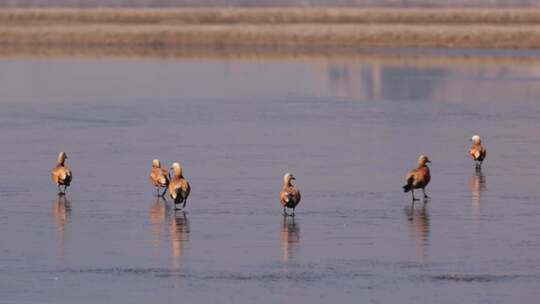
174, 198, 184, 211
160, 187, 167, 197
58, 185, 64, 196
411, 189, 419, 201
182, 199, 187, 209
475, 160, 482, 169
291, 208, 296, 218
283, 207, 288, 216
422, 188, 430, 199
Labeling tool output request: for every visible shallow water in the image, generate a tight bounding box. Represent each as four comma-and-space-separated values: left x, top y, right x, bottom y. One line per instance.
1, 52, 540, 303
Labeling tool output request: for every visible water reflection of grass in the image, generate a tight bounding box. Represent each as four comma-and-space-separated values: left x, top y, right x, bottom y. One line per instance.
3, 8, 540, 49
3, 45, 540, 68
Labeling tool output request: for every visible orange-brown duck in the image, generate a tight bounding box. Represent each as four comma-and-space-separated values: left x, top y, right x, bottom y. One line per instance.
168, 162, 191, 210
279, 173, 301, 217
149, 159, 169, 197
51, 152, 72, 195
403, 155, 431, 202
469, 135, 487, 169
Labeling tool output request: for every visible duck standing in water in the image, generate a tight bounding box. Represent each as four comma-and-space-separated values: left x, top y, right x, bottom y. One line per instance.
403, 155, 431, 202
469, 134, 487, 169
280, 173, 301, 217
149, 159, 169, 197
168, 162, 191, 210
51, 152, 72, 195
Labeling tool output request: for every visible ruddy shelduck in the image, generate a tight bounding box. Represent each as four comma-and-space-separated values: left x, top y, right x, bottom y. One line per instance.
51, 152, 72, 195
469, 135, 487, 169
168, 162, 191, 210
279, 173, 301, 217
403, 155, 431, 202
149, 159, 169, 197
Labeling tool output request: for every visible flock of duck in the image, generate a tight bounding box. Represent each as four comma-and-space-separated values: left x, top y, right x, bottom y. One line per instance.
51, 134, 488, 216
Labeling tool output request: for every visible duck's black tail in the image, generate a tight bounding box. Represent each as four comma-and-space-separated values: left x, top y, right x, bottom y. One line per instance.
403, 177, 413, 192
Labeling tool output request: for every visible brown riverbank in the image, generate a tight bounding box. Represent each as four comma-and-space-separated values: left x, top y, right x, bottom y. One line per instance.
2, 8, 540, 49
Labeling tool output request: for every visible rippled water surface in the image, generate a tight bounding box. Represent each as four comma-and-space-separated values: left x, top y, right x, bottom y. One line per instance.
1, 52, 540, 303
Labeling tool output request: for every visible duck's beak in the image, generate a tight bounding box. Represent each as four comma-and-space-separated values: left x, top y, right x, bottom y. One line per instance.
426, 160, 431, 163
291, 176, 296, 180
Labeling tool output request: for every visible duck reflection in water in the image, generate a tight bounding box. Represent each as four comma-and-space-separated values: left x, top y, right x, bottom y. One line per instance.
150, 196, 168, 249
280, 216, 300, 262
169, 211, 190, 269
53, 195, 71, 258
471, 167, 487, 221
405, 203, 430, 264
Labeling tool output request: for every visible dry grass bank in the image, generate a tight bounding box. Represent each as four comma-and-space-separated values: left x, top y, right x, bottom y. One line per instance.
3, 8, 540, 25
3, 24, 540, 49
2, 8, 540, 50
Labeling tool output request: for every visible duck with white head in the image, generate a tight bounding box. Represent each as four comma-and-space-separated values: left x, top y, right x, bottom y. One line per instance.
168, 162, 191, 210
51, 152, 72, 195
469, 134, 487, 169
149, 159, 169, 197
279, 173, 301, 217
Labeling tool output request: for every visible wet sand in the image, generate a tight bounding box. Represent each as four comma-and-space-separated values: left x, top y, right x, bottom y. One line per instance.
1, 52, 540, 303
4, 8, 540, 49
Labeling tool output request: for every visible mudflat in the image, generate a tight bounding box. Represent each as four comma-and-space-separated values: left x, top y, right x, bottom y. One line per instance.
1, 52, 540, 303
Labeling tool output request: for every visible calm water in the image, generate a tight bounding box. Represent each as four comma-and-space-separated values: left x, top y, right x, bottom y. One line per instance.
1, 52, 540, 303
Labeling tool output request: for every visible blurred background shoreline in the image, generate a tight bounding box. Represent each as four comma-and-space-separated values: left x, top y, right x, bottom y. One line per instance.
2, 1, 540, 9
2, 8, 540, 52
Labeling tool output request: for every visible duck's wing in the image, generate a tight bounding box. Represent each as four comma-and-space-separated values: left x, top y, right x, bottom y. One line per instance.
150, 168, 168, 187
479, 146, 487, 161
469, 144, 486, 161
63, 166, 72, 186
169, 179, 190, 201
52, 166, 72, 185
469, 145, 477, 159
280, 186, 300, 206
403, 169, 417, 192
279, 190, 290, 206
168, 179, 178, 199
180, 179, 190, 200
406, 168, 419, 182
289, 187, 301, 204
51, 167, 61, 184
419, 166, 430, 186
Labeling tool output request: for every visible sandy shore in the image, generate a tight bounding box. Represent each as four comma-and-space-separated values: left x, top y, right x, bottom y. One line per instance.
2, 8, 540, 50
